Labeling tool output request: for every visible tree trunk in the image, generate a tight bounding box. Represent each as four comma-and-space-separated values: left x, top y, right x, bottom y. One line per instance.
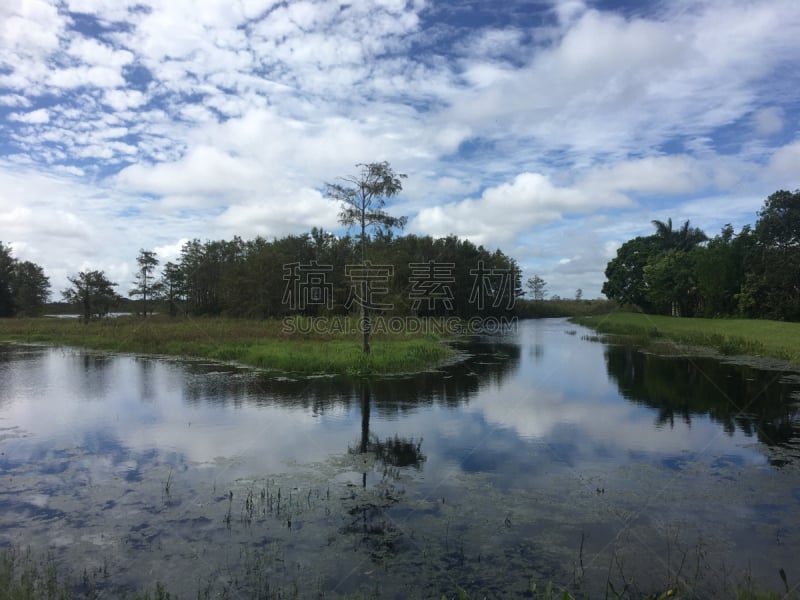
360, 385, 370, 487
360, 215, 370, 354
362, 295, 370, 354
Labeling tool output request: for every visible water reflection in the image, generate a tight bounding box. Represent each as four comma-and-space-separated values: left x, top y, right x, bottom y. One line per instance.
604, 346, 800, 460
2, 326, 800, 597
346, 383, 427, 487
178, 339, 521, 415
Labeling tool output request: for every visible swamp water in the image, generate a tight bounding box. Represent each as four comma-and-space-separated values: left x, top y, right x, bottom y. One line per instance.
1, 318, 799, 598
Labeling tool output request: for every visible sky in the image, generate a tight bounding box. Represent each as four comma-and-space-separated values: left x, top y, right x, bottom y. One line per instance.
1, 0, 799, 300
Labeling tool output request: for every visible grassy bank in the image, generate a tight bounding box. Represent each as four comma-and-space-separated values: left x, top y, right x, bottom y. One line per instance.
0, 316, 456, 375
572, 312, 800, 365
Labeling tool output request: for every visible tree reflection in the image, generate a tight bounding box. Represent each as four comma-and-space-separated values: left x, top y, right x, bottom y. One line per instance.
179, 339, 521, 415
604, 346, 800, 465
349, 383, 426, 487
339, 382, 427, 560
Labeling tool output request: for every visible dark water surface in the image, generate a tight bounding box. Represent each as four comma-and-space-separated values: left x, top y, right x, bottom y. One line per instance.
1, 318, 799, 597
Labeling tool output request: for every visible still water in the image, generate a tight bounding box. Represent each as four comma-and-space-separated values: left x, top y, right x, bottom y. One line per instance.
1, 318, 799, 597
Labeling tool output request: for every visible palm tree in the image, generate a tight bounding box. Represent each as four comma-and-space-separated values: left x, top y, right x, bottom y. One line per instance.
651, 218, 708, 251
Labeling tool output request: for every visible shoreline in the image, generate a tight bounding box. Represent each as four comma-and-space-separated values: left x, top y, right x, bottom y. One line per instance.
571, 312, 800, 367
0, 316, 458, 376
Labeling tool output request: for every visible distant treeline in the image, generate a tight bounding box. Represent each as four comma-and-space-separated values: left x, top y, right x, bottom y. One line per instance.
159, 230, 522, 319
602, 189, 800, 321
22, 230, 525, 321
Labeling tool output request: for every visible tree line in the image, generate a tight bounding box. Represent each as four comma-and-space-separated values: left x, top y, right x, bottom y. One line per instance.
2, 163, 522, 326
53, 232, 520, 321
0, 242, 51, 317
602, 189, 800, 320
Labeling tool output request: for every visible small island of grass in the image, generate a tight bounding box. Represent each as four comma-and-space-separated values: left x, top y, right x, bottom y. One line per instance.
0, 316, 458, 376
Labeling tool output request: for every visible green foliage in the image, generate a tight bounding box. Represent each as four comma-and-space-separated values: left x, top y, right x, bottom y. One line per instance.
0, 548, 72, 600
129, 249, 160, 317
527, 274, 547, 300
602, 236, 660, 308
155, 232, 519, 321
739, 189, 800, 320
693, 224, 753, 317
0, 241, 18, 317
325, 161, 409, 354
12, 260, 51, 316
0, 241, 51, 318
651, 217, 708, 251
326, 161, 408, 261
643, 249, 699, 316
604, 190, 800, 321
61, 270, 121, 321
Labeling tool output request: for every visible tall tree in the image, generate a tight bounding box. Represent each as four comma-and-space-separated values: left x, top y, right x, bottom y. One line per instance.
12, 261, 50, 316
602, 236, 660, 308
62, 270, 120, 321
326, 162, 408, 263
130, 249, 160, 317
325, 162, 407, 354
0, 242, 15, 317
526, 275, 547, 301
644, 250, 699, 316
651, 218, 708, 251
739, 190, 800, 320
159, 261, 185, 317
694, 224, 753, 317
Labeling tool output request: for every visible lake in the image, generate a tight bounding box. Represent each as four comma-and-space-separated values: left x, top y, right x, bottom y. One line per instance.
1, 318, 799, 598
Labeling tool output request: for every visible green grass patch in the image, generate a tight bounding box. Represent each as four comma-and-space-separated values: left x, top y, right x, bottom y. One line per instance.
572, 312, 800, 365
0, 316, 455, 375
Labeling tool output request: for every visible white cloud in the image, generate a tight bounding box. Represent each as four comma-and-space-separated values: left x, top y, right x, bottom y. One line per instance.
0, 94, 32, 107
1, 0, 799, 299
215, 188, 339, 238
153, 238, 189, 263
0, 0, 65, 62
412, 172, 633, 244
103, 89, 146, 111
753, 106, 785, 136
578, 155, 719, 197
767, 141, 800, 186
9, 108, 50, 124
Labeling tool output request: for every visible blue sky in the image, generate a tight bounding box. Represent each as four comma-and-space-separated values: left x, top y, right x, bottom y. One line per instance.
1, 0, 799, 298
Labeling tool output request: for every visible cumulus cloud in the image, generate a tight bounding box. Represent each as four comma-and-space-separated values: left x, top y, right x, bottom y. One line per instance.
412, 172, 633, 244
1, 0, 799, 298
9, 108, 50, 124
577, 155, 719, 197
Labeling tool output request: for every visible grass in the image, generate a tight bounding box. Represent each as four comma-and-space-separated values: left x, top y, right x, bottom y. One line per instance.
0, 315, 456, 375
2, 546, 795, 600
571, 312, 800, 365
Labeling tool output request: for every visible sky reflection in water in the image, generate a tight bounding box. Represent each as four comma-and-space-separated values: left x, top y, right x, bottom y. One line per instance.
1, 319, 798, 597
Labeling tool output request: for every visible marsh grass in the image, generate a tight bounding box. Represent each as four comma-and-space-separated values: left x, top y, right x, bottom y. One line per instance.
572, 312, 800, 365
2, 544, 796, 600
0, 316, 455, 375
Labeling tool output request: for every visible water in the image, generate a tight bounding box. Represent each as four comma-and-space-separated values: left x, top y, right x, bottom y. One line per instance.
1, 318, 799, 597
